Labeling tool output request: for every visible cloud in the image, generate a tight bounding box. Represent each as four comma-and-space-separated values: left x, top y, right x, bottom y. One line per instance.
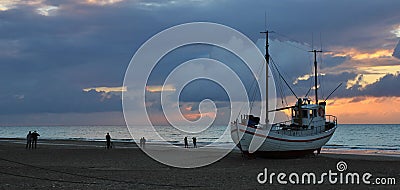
394, 40, 400, 59
328, 48, 393, 60
359, 72, 400, 97
1, 0, 400, 125
84, 0, 125, 6
146, 85, 176, 93
83, 86, 126, 93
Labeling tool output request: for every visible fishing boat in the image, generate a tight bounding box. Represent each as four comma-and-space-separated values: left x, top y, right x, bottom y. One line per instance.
230, 30, 338, 157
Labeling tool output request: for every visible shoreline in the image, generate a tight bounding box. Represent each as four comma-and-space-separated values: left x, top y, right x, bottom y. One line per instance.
2, 138, 400, 158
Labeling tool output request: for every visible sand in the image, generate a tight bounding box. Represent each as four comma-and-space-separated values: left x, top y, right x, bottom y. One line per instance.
0, 139, 399, 189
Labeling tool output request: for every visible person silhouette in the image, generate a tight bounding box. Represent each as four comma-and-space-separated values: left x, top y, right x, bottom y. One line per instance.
26, 131, 32, 149
31, 131, 40, 149
142, 137, 146, 149
192, 137, 197, 148
139, 137, 143, 148
184, 137, 188, 148
106, 133, 111, 149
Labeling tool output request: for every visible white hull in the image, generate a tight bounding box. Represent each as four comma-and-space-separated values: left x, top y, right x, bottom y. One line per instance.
230, 123, 336, 156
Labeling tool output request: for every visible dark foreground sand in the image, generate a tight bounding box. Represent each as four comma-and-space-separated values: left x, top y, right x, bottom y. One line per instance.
0, 139, 399, 190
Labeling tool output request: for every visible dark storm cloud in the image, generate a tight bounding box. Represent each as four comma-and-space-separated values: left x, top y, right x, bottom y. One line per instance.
292, 72, 356, 100
394, 40, 400, 59
1, 0, 400, 115
358, 73, 400, 97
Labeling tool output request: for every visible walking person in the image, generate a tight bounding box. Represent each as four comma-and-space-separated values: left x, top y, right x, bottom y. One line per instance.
26, 131, 32, 149
31, 131, 40, 149
184, 136, 188, 148
106, 133, 111, 149
192, 137, 197, 148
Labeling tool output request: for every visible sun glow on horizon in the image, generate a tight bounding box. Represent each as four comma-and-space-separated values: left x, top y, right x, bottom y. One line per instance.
276, 96, 400, 124
326, 96, 400, 124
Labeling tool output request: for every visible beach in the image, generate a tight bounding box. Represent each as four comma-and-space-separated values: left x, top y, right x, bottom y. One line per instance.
0, 139, 399, 189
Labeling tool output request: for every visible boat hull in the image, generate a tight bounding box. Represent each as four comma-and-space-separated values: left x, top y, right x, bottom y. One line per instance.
231, 123, 336, 157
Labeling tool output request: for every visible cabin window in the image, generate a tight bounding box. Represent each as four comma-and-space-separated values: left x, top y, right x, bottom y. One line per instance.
302, 110, 308, 118
312, 109, 317, 117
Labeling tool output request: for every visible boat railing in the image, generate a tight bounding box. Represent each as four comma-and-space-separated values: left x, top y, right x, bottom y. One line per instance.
325, 115, 337, 126
271, 125, 329, 137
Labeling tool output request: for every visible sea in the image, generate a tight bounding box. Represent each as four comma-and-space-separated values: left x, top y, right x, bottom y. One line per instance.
1, 124, 399, 155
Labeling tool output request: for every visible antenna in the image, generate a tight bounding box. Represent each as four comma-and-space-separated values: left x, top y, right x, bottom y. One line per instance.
260, 30, 270, 124
319, 32, 323, 51
260, 14, 274, 124
264, 11, 267, 31
311, 32, 314, 51
308, 49, 323, 104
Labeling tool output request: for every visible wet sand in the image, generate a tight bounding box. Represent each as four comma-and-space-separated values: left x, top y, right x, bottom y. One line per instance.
0, 139, 399, 189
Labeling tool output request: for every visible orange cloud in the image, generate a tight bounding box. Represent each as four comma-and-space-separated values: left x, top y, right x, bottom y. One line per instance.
275, 96, 400, 124
183, 112, 216, 121
184, 105, 193, 111
327, 48, 393, 60
146, 85, 176, 93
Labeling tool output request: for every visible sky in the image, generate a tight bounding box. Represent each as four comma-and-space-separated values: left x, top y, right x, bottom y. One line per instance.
0, 0, 400, 125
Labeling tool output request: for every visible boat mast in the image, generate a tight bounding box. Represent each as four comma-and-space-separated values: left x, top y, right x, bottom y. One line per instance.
260, 30, 270, 123
309, 49, 322, 104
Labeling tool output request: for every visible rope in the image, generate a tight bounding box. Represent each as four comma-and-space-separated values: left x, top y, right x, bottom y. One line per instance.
0, 170, 99, 185
0, 156, 204, 188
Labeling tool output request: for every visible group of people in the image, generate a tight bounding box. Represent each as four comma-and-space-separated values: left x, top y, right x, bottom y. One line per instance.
184, 136, 197, 148
139, 137, 146, 148
26, 131, 40, 149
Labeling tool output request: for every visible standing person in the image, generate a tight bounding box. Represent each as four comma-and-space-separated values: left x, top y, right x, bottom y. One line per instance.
139, 137, 143, 148
31, 131, 40, 149
26, 131, 32, 149
184, 137, 188, 148
192, 137, 197, 148
106, 133, 111, 149
142, 137, 146, 149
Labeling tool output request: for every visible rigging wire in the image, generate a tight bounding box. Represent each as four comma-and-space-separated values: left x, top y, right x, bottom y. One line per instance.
270, 57, 298, 101
237, 57, 265, 118
249, 60, 265, 111
269, 57, 287, 106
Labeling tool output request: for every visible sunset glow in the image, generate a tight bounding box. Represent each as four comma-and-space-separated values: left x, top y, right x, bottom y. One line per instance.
328, 48, 393, 60
183, 112, 216, 121
146, 85, 176, 93
326, 96, 400, 124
